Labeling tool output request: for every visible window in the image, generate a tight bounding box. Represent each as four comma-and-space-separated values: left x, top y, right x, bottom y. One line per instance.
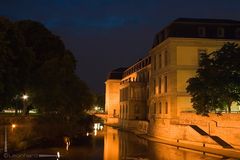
164, 50, 168, 66
153, 103, 156, 114
164, 28, 169, 38
158, 77, 161, 94
164, 76, 167, 93
236, 28, 240, 38
134, 105, 140, 113
159, 102, 162, 114
120, 105, 122, 118
198, 49, 207, 54
165, 102, 168, 114
113, 109, 116, 117
153, 79, 156, 95
217, 27, 224, 37
198, 27, 206, 37
159, 54, 162, 69
153, 55, 157, 70
198, 49, 207, 64
122, 105, 125, 118
147, 88, 149, 98
146, 72, 149, 82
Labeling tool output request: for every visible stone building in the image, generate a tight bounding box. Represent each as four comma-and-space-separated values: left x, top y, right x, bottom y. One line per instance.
105, 18, 240, 147
105, 68, 127, 124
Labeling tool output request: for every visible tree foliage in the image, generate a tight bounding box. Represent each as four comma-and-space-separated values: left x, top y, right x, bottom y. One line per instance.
93, 93, 105, 110
187, 42, 240, 115
0, 17, 93, 116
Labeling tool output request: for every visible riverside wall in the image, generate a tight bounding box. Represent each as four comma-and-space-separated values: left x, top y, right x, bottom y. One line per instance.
110, 113, 240, 149
148, 113, 240, 149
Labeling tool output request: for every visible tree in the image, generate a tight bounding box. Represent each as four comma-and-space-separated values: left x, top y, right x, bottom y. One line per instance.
0, 17, 34, 112
93, 93, 105, 111
187, 42, 240, 115
16, 20, 93, 116
0, 17, 93, 116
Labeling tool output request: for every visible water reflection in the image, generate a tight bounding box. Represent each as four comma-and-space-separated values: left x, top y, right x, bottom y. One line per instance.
104, 127, 119, 160
104, 126, 222, 160
13, 126, 224, 160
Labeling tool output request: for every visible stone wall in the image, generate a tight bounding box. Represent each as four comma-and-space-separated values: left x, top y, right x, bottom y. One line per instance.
106, 117, 119, 125
119, 120, 148, 134
178, 113, 240, 147
148, 113, 240, 148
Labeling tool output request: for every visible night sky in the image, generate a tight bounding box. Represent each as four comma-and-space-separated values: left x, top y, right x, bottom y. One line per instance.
1, 0, 240, 93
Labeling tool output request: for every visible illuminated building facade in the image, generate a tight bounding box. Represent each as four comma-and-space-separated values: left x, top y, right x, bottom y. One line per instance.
105, 18, 240, 145
105, 68, 127, 124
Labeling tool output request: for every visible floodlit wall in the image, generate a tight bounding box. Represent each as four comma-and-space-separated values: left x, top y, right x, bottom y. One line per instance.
105, 79, 121, 122
149, 37, 240, 119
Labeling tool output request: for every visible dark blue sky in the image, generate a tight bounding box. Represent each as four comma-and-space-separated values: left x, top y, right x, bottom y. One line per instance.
1, 0, 240, 93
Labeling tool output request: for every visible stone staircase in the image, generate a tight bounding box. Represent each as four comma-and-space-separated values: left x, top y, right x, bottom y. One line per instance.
189, 125, 209, 136
189, 125, 233, 148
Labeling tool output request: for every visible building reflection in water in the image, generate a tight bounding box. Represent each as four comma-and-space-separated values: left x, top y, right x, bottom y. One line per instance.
104, 126, 222, 160
104, 126, 119, 159
9, 126, 223, 160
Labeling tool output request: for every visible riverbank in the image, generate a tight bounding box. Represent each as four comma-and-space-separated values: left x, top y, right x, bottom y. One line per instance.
0, 114, 97, 153
107, 124, 240, 159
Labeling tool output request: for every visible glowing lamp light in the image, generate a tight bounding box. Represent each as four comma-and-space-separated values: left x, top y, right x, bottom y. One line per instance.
11, 124, 16, 128
57, 152, 60, 158
94, 129, 97, 136
94, 123, 98, 130
22, 94, 29, 100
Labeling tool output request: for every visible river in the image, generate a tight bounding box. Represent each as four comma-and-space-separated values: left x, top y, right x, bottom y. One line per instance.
8, 125, 225, 160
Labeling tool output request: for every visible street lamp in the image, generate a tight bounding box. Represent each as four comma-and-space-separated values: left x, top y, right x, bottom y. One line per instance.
11, 124, 16, 129
22, 94, 29, 100
22, 94, 29, 115
4, 123, 17, 153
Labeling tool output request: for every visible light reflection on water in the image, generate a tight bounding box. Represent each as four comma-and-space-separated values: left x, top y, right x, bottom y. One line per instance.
15, 126, 223, 160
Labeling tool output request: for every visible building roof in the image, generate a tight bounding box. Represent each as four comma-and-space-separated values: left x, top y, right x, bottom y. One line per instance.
173, 18, 240, 24
107, 67, 127, 80
152, 17, 240, 48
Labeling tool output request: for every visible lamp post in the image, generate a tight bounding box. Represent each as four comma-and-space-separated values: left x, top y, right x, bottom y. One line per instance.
4, 125, 7, 153
4, 124, 16, 153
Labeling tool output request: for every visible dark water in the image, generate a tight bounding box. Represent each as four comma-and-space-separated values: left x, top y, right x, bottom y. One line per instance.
9, 126, 226, 160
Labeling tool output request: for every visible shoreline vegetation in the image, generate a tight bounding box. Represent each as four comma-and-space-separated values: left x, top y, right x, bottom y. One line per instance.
1, 114, 102, 152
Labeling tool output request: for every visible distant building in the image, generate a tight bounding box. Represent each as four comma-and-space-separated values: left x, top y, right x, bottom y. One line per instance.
105, 68, 127, 124
105, 18, 240, 144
